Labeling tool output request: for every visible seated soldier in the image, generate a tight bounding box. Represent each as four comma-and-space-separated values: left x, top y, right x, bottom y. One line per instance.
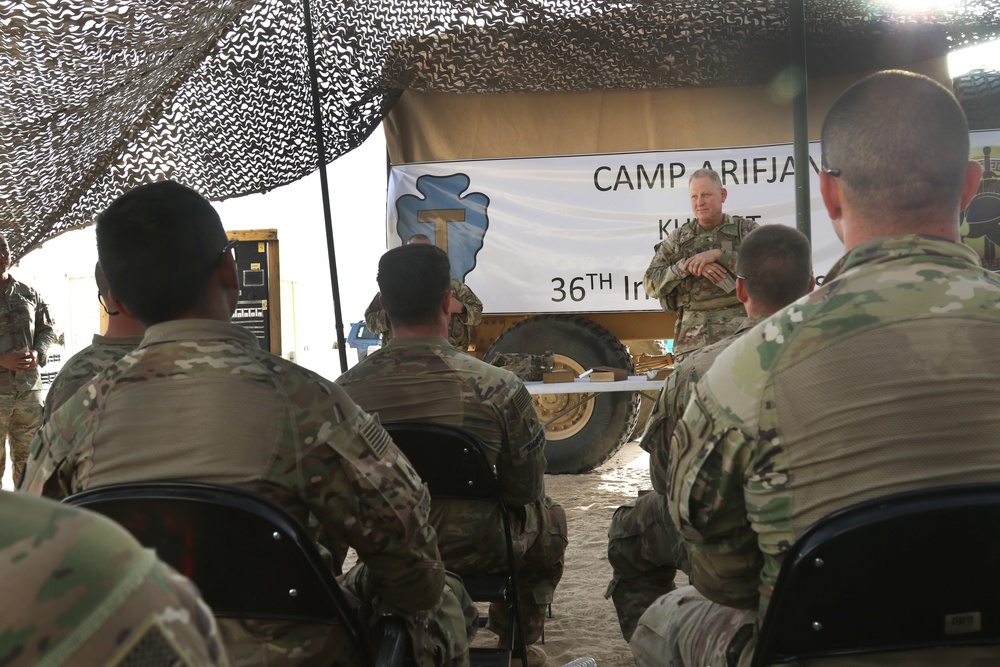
365, 234, 483, 350
634, 70, 1000, 667
606, 224, 814, 641
338, 243, 567, 667
22, 181, 476, 667
42, 262, 145, 420
1, 491, 226, 667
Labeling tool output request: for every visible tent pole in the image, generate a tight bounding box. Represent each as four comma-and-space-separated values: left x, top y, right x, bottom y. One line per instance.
790, 0, 811, 240
302, 0, 349, 373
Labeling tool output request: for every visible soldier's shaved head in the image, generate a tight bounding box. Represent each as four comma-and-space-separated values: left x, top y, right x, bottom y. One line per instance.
821, 70, 970, 224
736, 225, 812, 313
378, 243, 451, 328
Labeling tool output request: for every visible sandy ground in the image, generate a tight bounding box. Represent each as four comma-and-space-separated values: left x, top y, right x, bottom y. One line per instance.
528, 440, 655, 667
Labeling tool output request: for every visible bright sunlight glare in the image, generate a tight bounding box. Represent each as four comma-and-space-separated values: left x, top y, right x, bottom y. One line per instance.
950, 38, 1000, 78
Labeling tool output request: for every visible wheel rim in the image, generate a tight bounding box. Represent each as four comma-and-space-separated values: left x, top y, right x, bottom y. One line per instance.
531, 354, 595, 441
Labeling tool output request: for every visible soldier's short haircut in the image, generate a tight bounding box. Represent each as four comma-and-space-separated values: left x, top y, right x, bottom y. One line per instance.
96, 181, 228, 326
377, 243, 451, 328
821, 70, 970, 218
689, 168, 722, 189
737, 225, 812, 311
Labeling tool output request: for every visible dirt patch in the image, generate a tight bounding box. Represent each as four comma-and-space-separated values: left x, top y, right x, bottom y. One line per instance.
536, 440, 649, 667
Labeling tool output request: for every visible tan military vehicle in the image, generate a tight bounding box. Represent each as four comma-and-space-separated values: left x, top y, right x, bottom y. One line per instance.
382, 61, 1000, 473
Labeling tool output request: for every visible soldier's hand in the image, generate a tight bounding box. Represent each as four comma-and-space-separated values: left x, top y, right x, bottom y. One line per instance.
447, 291, 465, 314
684, 249, 724, 277
0, 350, 34, 371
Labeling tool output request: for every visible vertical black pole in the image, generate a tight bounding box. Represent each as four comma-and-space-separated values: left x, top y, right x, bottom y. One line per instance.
790, 0, 811, 241
302, 0, 348, 373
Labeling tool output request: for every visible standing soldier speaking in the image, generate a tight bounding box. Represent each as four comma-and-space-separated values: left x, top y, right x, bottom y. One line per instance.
643, 169, 757, 360
0, 234, 56, 488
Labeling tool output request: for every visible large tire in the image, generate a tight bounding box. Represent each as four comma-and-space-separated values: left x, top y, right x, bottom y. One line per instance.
485, 315, 640, 474
954, 69, 1000, 131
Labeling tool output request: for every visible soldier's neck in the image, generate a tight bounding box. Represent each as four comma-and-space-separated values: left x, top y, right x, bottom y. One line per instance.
696, 217, 725, 232
390, 323, 449, 340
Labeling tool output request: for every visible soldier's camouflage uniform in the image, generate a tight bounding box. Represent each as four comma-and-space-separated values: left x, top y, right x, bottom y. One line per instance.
606, 316, 760, 641
0, 491, 227, 666
643, 215, 757, 359
22, 319, 476, 667
336, 336, 568, 645
365, 278, 484, 349
633, 236, 1000, 666
41, 333, 143, 421
0, 275, 56, 488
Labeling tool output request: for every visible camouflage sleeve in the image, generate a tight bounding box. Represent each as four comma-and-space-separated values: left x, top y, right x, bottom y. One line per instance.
21, 399, 80, 498
279, 389, 446, 612
364, 292, 390, 334
1, 495, 226, 666
494, 380, 547, 507
31, 289, 57, 364
646, 350, 708, 495
642, 233, 690, 308
666, 380, 761, 609
41, 351, 89, 422
451, 278, 483, 326
644, 374, 678, 495
638, 382, 668, 455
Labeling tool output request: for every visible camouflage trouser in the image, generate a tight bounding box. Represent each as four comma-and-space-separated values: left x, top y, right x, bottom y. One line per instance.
350, 566, 478, 667
630, 585, 756, 667
487, 495, 568, 645
605, 492, 688, 641
0, 389, 42, 489
673, 304, 745, 360
219, 565, 477, 667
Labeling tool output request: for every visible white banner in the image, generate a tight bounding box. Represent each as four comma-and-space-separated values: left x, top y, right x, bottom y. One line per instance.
387, 131, 1000, 314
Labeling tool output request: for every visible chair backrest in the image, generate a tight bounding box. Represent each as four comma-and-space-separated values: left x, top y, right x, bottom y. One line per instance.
383, 420, 528, 667
752, 482, 1000, 666
383, 420, 506, 503
64, 480, 372, 662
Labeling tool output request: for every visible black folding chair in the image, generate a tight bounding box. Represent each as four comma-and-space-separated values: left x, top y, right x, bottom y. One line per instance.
64, 481, 407, 667
383, 420, 529, 667
752, 482, 1000, 666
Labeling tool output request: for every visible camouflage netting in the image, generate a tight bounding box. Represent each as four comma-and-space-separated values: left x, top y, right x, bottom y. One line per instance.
2, 0, 999, 257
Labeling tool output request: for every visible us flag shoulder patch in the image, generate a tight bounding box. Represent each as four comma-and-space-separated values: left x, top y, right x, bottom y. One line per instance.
360, 416, 392, 459
513, 387, 533, 415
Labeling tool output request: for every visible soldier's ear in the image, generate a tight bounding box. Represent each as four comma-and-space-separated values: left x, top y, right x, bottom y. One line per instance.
720, 187, 728, 203
819, 170, 842, 222
216, 250, 239, 291
736, 276, 749, 304
960, 160, 983, 212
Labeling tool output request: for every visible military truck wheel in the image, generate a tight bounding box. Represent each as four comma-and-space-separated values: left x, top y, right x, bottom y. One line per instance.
955, 69, 1000, 131
485, 315, 640, 474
